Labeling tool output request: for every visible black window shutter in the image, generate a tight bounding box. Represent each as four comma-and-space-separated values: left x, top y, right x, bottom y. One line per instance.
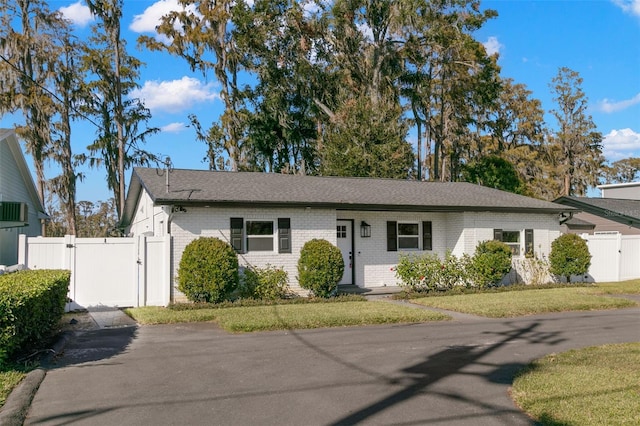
493, 229, 503, 241
525, 229, 534, 256
278, 218, 291, 254
387, 221, 397, 252
422, 221, 432, 251
230, 218, 244, 253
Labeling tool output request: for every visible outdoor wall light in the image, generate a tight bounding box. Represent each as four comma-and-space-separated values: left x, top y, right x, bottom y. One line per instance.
360, 221, 371, 238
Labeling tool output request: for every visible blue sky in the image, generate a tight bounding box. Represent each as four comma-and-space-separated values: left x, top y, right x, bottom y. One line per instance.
2, 0, 639, 203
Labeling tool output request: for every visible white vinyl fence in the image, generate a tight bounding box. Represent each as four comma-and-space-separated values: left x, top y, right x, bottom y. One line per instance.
18, 234, 171, 310
583, 233, 640, 282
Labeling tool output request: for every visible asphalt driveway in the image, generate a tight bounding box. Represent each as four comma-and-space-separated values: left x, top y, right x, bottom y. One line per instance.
24, 305, 640, 425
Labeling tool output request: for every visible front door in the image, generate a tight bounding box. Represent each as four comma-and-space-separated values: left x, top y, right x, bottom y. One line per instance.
336, 220, 353, 285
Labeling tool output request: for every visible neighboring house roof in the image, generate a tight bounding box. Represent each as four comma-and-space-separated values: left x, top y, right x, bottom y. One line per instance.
0, 128, 47, 224
563, 216, 596, 231
123, 167, 574, 227
555, 196, 640, 229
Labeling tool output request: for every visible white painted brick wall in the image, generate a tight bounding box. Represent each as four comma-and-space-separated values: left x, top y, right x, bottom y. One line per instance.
337, 211, 449, 287
136, 188, 561, 302
171, 206, 336, 301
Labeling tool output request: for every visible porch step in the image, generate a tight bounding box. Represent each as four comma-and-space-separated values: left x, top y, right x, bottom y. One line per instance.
338, 285, 403, 296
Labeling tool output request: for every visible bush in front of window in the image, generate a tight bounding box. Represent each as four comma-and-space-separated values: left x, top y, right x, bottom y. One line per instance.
178, 237, 239, 303
297, 239, 344, 298
239, 265, 290, 300
471, 240, 513, 288
549, 233, 591, 283
396, 251, 473, 292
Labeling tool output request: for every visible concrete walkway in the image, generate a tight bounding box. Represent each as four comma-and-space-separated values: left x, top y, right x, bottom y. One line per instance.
87, 307, 138, 329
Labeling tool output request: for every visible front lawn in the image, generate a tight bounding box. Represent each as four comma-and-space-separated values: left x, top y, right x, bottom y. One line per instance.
589, 279, 640, 294
408, 287, 637, 318
512, 343, 640, 425
127, 300, 450, 332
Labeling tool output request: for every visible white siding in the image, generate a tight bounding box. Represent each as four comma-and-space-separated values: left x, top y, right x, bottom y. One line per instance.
0, 134, 42, 265
127, 190, 168, 236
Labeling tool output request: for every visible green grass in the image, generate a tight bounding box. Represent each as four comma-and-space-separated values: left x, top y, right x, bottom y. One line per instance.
0, 369, 26, 406
127, 301, 450, 332
409, 287, 637, 317
512, 343, 640, 425
589, 280, 640, 295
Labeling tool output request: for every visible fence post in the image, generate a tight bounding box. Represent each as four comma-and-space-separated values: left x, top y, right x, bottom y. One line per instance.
17, 234, 27, 265
163, 235, 171, 306
136, 235, 147, 307
616, 233, 622, 282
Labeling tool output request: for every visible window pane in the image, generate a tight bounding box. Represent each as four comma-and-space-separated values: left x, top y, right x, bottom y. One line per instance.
247, 237, 274, 251
502, 231, 520, 243
398, 223, 419, 236
398, 237, 419, 249
506, 243, 520, 257
247, 221, 273, 235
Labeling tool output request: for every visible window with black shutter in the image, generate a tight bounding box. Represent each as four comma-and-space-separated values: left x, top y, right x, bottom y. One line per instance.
422, 221, 432, 251
387, 221, 397, 251
230, 218, 244, 253
525, 229, 534, 257
278, 218, 291, 253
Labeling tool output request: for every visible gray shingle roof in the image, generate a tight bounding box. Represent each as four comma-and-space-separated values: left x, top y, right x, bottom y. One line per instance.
122, 167, 573, 225
555, 196, 640, 228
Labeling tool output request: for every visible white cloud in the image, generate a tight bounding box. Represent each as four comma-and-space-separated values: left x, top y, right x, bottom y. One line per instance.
129, 0, 200, 43
602, 128, 640, 159
612, 0, 640, 18
59, 1, 93, 27
161, 122, 187, 133
597, 93, 640, 113
130, 77, 220, 113
483, 36, 503, 56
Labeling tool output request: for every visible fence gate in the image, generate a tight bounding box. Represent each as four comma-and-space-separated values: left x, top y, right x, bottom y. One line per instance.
583, 233, 640, 282
18, 235, 171, 310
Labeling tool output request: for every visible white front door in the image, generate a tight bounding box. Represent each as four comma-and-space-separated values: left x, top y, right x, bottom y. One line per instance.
336, 220, 353, 285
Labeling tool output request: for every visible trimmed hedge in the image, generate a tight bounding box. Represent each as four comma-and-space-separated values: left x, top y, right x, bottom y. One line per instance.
549, 233, 591, 282
0, 270, 70, 367
177, 237, 239, 303
297, 239, 344, 298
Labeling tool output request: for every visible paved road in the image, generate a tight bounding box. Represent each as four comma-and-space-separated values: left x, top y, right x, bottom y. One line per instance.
25, 305, 640, 425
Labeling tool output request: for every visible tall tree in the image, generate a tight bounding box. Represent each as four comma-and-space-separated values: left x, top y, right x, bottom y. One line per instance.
140, 0, 248, 171
602, 158, 640, 184
241, 0, 329, 174
0, 0, 63, 216
82, 0, 158, 219
549, 67, 603, 196
47, 27, 86, 235
400, 0, 499, 181
320, 95, 414, 178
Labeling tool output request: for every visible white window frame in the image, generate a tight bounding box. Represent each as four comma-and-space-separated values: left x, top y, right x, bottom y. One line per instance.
398, 222, 420, 250
246, 220, 275, 252
502, 230, 521, 257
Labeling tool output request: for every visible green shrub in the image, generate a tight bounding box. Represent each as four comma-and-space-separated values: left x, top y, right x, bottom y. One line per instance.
549, 234, 591, 282
395, 251, 472, 292
240, 265, 290, 300
0, 270, 70, 367
297, 239, 344, 298
471, 240, 513, 288
177, 237, 239, 303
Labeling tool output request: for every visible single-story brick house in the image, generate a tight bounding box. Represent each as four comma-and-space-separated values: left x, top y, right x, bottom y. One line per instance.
121, 168, 574, 300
